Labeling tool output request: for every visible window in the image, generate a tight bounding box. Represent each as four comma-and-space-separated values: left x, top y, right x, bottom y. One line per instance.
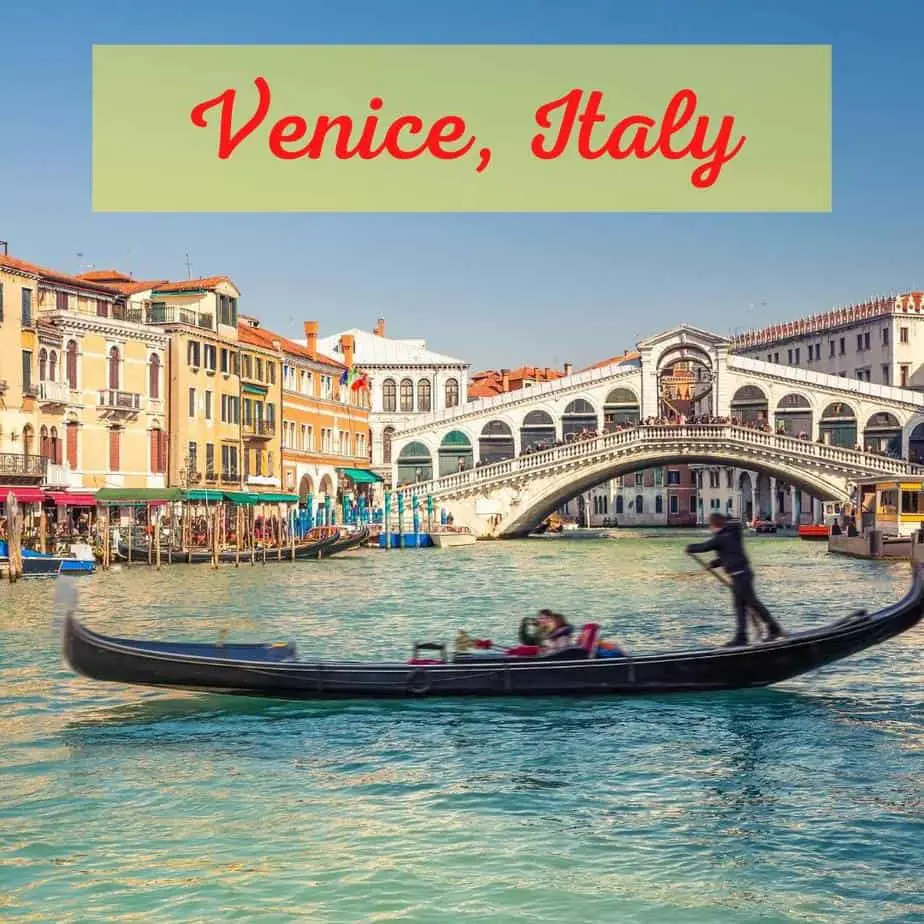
221, 444, 239, 477
767, 353, 772, 362
243, 398, 252, 426
689, 495, 697, 513
882, 327, 890, 346
857, 333, 863, 351
21, 288, 32, 326
901, 365, 910, 387
66, 341, 78, 389
21, 350, 32, 394
635, 495, 643, 514
218, 295, 238, 327
726, 469, 733, 489
417, 379, 432, 412
188, 387, 196, 417
107, 346, 120, 390
108, 427, 121, 471
794, 348, 800, 364
220, 348, 229, 374
96, 298, 108, 318
400, 379, 414, 412
382, 379, 397, 411
807, 345, 813, 361
241, 354, 252, 379
882, 365, 890, 384
267, 362, 275, 385
615, 496, 624, 515
900, 326, 909, 344
383, 426, 395, 463
66, 422, 78, 469
670, 495, 679, 514
445, 378, 460, 408
39, 349, 47, 381
206, 443, 215, 477
149, 354, 160, 398
839, 337, 845, 355
204, 390, 212, 420
787, 349, 793, 363
864, 332, 870, 350
204, 344, 217, 371
187, 441, 198, 474
150, 429, 167, 474
667, 470, 680, 485
829, 340, 835, 357
655, 495, 663, 514
773, 352, 779, 363
187, 340, 201, 367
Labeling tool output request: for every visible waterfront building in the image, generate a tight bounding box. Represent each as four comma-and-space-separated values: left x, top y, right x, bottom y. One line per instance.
0, 255, 169, 522
236, 317, 283, 494
314, 318, 469, 485
258, 321, 373, 508
733, 292, 924, 400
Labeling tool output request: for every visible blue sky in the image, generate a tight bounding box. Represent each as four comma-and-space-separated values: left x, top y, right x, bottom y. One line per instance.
2, 0, 923, 370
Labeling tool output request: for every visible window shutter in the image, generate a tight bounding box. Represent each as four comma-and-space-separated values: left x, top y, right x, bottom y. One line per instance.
109, 428, 120, 471
66, 423, 78, 469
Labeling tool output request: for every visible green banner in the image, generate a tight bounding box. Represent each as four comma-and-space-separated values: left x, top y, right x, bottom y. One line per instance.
93, 44, 830, 213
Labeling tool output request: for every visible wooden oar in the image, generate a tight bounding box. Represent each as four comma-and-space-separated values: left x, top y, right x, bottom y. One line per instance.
687, 552, 764, 639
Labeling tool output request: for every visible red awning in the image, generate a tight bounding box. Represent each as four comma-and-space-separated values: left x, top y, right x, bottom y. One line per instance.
0, 487, 45, 503
46, 492, 97, 506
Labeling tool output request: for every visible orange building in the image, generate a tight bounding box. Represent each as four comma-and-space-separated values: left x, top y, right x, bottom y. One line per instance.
251, 320, 374, 515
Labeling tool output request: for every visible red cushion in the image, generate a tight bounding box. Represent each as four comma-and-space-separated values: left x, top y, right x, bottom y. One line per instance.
576, 623, 601, 653
504, 644, 540, 656
407, 658, 442, 665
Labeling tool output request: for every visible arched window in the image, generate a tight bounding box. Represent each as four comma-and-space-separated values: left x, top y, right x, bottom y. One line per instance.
108, 346, 120, 391
108, 426, 122, 471
40, 425, 50, 460
66, 341, 78, 390
615, 495, 624, 515
635, 495, 643, 514
445, 378, 460, 408
400, 378, 414, 412
382, 379, 397, 412
149, 428, 166, 473
39, 349, 48, 381
655, 495, 663, 514
50, 426, 61, 465
66, 422, 78, 469
49, 350, 58, 382
149, 354, 160, 399
417, 379, 432, 412
22, 425, 33, 458
382, 426, 395, 464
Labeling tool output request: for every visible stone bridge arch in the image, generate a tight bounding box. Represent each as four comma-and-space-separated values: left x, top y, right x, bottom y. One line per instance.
495, 449, 850, 537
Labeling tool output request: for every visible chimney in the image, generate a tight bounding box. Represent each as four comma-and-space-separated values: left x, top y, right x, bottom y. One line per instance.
373, 317, 385, 337
501, 368, 511, 392
340, 333, 355, 369
544, 367, 552, 380
303, 320, 318, 354
564, 362, 573, 376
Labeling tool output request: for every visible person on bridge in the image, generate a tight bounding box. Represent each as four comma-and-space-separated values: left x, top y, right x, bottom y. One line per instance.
685, 513, 785, 647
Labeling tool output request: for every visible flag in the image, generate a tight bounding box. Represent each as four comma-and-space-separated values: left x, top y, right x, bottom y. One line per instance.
338, 368, 349, 386
351, 372, 370, 391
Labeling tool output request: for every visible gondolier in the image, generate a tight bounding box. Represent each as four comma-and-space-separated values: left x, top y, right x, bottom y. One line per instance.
686, 513, 785, 647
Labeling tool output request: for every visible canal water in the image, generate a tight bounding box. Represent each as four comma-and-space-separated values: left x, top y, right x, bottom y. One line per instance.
1, 534, 921, 922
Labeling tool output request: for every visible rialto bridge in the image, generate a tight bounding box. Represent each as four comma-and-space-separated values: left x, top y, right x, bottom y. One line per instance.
388, 326, 924, 537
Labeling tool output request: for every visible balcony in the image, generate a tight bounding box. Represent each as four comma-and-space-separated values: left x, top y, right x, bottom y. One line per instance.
243, 420, 276, 439
145, 305, 215, 330
38, 380, 70, 405
98, 389, 143, 415
44, 463, 69, 487
0, 452, 46, 479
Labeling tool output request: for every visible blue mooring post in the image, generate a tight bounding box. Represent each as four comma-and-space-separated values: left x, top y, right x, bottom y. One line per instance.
384, 494, 392, 549
426, 495, 434, 535
397, 492, 405, 548
412, 494, 421, 547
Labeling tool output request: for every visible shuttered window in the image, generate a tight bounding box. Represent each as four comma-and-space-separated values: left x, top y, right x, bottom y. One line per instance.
66, 423, 78, 469
108, 427, 121, 471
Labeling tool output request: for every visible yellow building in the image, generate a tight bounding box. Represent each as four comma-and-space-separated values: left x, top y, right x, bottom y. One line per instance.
237, 317, 283, 494
0, 254, 169, 519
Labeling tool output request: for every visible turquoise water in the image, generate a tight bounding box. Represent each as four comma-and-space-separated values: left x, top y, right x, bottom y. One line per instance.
1, 534, 922, 923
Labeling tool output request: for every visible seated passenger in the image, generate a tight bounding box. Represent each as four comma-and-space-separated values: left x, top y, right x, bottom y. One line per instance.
596, 638, 628, 658
538, 609, 574, 653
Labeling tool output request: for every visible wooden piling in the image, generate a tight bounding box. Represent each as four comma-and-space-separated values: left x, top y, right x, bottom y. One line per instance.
100, 507, 111, 570
235, 505, 241, 567
211, 506, 220, 569
7, 494, 22, 582
155, 515, 162, 571
126, 509, 132, 567
38, 508, 47, 554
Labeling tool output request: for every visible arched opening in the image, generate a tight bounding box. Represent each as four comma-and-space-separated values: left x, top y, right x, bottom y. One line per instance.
417, 379, 431, 412
615, 495, 624, 515
108, 346, 120, 391
382, 379, 396, 412
739, 471, 754, 522
39, 349, 48, 381
149, 354, 161, 398
49, 350, 58, 382
520, 410, 556, 452
382, 426, 395, 464
774, 393, 812, 437
50, 426, 61, 465
603, 388, 640, 430
730, 385, 769, 426
910, 422, 924, 463
399, 378, 414, 413
66, 341, 78, 390
319, 474, 334, 498
863, 412, 902, 455
820, 402, 858, 448
658, 349, 713, 419
561, 399, 597, 439
479, 421, 515, 464
298, 474, 314, 504
22, 424, 34, 459
445, 378, 459, 409
40, 425, 50, 460
438, 430, 474, 476
397, 441, 433, 484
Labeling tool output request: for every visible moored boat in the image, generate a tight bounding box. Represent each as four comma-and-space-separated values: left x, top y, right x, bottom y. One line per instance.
798, 524, 829, 540
62, 568, 924, 700
115, 530, 339, 564
430, 526, 477, 548
0, 539, 96, 576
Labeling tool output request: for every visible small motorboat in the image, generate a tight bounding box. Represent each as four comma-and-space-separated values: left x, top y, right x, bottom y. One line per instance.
751, 519, 777, 534
430, 526, 477, 548
0, 539, 96, 576
61, 568, 924, 700
798, 524, 829, 541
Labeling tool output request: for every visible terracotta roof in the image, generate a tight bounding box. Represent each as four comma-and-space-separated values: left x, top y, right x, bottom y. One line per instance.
152, 276, 235, 293
77, 269, 133, 282
237, 321, 345, 370
578, 351, 641, 372
0, 253, 124, 296
73, 269, 169, 296
467, 365, 566, 399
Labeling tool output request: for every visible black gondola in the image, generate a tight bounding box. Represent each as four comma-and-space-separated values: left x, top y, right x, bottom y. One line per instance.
321, 527, 371, 557
62, 568, 924, 701
115, 530, 340, 564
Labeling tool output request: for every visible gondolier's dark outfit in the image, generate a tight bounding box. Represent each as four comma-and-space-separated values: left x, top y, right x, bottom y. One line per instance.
686, 522, 784, 646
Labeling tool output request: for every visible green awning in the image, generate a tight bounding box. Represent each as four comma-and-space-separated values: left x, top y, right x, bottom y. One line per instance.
96, 488, 186, 502
251, 492, 299, 503
242, 383, 268, 395
184, 489, 227, 502
222, 491, 259, 505
337, 467, 383, 484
